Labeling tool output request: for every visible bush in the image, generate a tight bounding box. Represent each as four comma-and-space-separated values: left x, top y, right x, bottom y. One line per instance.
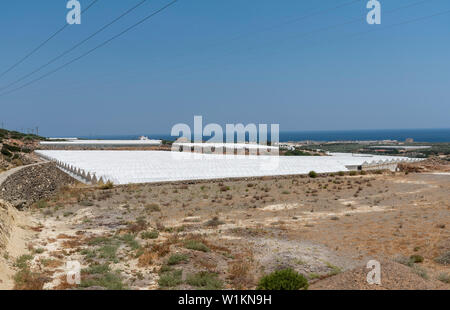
158, 269, 183, 287
14, 255, 33, 269
184, 240, 210, 252
204, 216, 224, 227
80, 271, 126, 290
167, 253, 189, 265
257, 268, 308, 290
2, 144, 21, 153
437, 273, 450, 284
410, 255, 424, 263
308, 171, 317, 178
141, 230, 159, 240
99, 181, 114, 190
82, 264, 110, 275
186, 272, 223, 289
1, 147, 12, 157
284, 149, 311, 156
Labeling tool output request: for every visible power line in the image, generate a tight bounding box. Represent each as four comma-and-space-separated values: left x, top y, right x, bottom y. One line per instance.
0, 0, 100, 79
227, 0, 434, 57
0, 0, 147, 92
0, 0, 179, 98
220, 0, 363, 44
145, 0, 435, 79
153, 0, 363, 66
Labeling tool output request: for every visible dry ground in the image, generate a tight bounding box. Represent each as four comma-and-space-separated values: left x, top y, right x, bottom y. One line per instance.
2, 168, 449, 290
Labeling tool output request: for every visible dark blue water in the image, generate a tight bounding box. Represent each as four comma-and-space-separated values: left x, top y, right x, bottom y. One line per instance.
79, 128, 450, 143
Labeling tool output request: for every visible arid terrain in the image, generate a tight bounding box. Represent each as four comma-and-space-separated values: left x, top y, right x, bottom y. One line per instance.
0, 156, 449, 290
0, 129, 42, 173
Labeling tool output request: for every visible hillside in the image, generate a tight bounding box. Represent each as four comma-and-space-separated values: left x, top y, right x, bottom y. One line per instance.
0, 129, 45, 172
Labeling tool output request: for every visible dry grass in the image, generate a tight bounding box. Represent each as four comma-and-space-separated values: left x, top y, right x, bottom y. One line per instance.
98, 181, 114, 190
138, 251, 157, 267
54, 275, 78, 290
14, 269, 48, 290
40, 258, 64, 269
227, 251, 256, 289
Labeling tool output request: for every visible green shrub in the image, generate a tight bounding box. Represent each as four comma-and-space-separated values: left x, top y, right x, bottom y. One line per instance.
284, 149, 312, 156
158, 269, 183, 287
184, 240, 210, 252
437, 273, 450, 284
14, 255, 33, 269
98, 244, 119, 262
81, 264, 127, 289
141, 230, 159, 240
80, 272, 126, 290
2, 144, 21, 153
167, 254, 189, 265
1, 147, 12, 157
80, 249, 97, 259
410, 255, 424, 263
186, 271, 223, 290
308, 171, 317, 178
116, 234, 140, 250
257, 268, 308, 290
82, 264, 110, 275
326, 262, 342, 276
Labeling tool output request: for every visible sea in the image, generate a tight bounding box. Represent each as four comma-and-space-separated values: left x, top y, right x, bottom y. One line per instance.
78, 128, 450, 143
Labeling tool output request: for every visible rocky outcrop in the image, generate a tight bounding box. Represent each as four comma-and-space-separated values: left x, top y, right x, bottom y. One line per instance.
0, 163, 78, 209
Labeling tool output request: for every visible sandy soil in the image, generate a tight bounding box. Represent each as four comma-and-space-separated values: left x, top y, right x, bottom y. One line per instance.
0, 199, 33, 289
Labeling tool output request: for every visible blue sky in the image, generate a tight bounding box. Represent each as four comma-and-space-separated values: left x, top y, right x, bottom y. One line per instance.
0, 0, 449, 136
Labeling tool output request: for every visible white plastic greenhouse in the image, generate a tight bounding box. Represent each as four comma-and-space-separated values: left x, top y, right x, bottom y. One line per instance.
35, 150, 423, 185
